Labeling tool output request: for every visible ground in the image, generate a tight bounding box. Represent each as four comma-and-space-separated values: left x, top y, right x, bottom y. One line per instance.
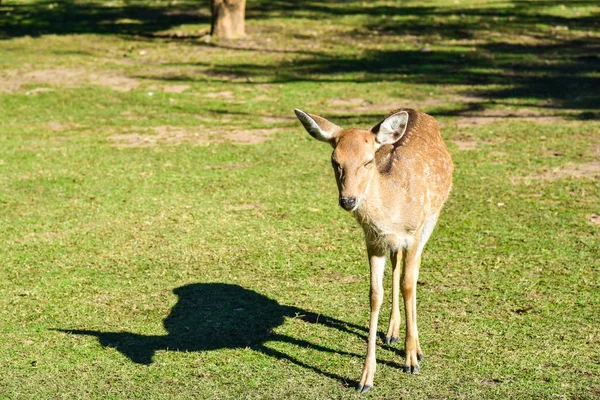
0, 0, 599, 399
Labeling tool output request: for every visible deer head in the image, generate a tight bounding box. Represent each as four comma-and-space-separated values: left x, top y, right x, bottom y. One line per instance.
294, 109, 409, 211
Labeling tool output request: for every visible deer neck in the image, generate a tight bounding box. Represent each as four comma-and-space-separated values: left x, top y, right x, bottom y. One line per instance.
353, 172, 384, 225
352, 171, 415, 249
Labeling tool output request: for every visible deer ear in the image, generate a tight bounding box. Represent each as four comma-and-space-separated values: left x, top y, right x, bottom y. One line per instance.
294, 109, 342, 145
371, 110, 409, 146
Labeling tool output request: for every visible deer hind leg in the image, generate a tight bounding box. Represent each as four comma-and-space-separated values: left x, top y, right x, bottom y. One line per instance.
357, 246, 386, 393
401, 215, 438, 373
385, 250, 402, 344
401, 243, 422, 374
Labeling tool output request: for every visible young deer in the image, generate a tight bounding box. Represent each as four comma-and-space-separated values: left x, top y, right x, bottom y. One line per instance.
294, 108, 453, 393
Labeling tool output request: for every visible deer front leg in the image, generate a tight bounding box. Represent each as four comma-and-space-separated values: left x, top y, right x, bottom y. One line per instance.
357, 247, 386, 393
401, 245, 423, 374
385, 250, 402, 344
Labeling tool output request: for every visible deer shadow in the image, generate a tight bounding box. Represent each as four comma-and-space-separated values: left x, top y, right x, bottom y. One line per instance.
57, 283, 404, 385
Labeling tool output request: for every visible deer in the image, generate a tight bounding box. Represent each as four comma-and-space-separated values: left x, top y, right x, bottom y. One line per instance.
294, 108, 453, 393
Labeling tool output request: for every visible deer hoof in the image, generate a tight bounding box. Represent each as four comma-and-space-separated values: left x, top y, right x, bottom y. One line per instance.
403, 364, 419, 374
357, 384, 372, 393
385, 336, 399, 345
417, 353, 424, 361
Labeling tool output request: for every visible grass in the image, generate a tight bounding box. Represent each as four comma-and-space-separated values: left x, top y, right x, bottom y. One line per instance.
0, 0, 599, 398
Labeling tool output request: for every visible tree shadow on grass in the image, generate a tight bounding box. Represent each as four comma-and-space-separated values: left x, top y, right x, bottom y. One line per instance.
56, 283, 403, 386
0, 0, 209, 39
0, 0, 369, 40
2, 0, 597, 116
230, 2, 600, 116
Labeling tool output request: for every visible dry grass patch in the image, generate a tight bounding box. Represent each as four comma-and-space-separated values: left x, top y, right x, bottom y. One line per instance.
0, 67, 140, 93
517, 162, 600, 182
110, 126, 279, 147
45, 122, 81, 132
205, 91, 234, 100
261, 115, 296, 124
120, 111, 148, 121
456, 109, 586, 127
145, 83, 190, 94
221, 128, 278, 144
161, 84, 191, 94
328, 97, 446, 115
452, 138, 478, 150
517, 140, 600, 182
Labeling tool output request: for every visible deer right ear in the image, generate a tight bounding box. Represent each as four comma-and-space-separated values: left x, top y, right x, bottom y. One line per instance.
371, 110, 409, 146
294, 109, 342, 145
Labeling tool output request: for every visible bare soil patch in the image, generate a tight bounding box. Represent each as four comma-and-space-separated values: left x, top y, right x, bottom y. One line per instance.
454, 94, 489, 104
91, 72, 139, 92
221, 129, 276, 144
323, 272, 362, 284
252, 95, 274, 102
457, 109, 579, 127
110, 126, 279, 147
481, 378, 502, 387
329, 98, 366, 108
162, 84, 190, 94
262, 116, 296, 124
135, 66, 204, 81
328, 97, 446, 115
120, 111, 148, 121
452, 139, 478, 150
205, 91, 234, 100
45, 122, 80, 131
518, 162, 600, 182
589, 214, 600, 226
0, 67, 139, 93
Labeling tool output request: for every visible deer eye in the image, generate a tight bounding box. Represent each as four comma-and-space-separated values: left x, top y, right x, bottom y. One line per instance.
332, 160, 343, 176
364, 159, 374, 168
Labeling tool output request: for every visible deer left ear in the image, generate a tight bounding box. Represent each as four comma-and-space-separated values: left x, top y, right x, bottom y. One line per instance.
294, 109, 342, 145
371, 110, 409, 146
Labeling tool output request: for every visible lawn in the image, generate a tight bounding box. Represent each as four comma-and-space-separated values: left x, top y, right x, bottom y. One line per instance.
0, 0, 599, 398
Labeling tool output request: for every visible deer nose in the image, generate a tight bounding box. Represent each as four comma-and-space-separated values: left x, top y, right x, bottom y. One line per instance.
339, 196, 357, 211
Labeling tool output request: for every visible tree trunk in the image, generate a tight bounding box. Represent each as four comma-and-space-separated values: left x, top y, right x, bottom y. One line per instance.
210, 0, 246, 39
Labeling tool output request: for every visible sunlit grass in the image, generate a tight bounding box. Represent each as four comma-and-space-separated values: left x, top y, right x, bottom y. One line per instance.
0, 0, 599, 398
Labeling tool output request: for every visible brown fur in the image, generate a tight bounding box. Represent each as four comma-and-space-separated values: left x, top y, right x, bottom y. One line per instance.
357, 110, 453, 245
295, 108, 453, 393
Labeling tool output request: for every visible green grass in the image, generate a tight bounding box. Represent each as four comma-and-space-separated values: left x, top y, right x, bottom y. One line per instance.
1, 0, 599, 398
